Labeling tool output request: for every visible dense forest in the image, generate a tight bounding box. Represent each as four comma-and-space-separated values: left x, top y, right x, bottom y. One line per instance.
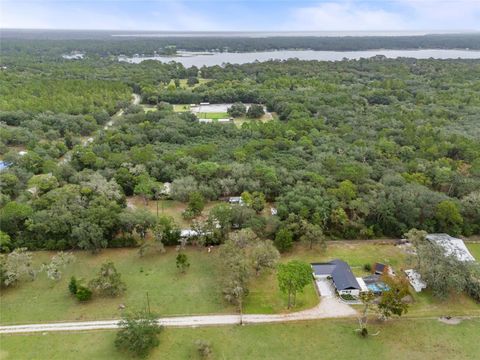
0, 36, 479, 253
1, 31, 480, 58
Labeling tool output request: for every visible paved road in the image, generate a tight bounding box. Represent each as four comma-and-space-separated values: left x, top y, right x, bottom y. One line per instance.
0, 299, 356, 334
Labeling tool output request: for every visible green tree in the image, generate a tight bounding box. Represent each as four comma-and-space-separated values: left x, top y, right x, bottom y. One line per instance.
115, 310, 162, 358
274, 228, 293, 253
250, 240, 280, 276
300, 222, 326, 250
435, 200, 463, 235
0, 248, 35, 287
0, 231, 11, 253
277, 260, 311, 308
246, 104, 265, 118
187, 191, 205, 216
89, 262, 126, 297
153, 216, 180, 246
377, 277, 410, 320
227, 102, 247, 118
134, 174, 158, 205
176, 252, 190, 274
68, 276, 78, 295
0, 201, 32, 236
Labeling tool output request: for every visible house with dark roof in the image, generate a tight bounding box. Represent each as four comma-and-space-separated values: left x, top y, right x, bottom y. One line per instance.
311, 259, 362, 296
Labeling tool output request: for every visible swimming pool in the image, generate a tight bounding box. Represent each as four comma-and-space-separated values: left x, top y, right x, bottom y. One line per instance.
367, 282, 389, 293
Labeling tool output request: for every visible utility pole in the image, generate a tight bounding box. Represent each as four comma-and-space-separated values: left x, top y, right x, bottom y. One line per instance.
146, 291, 151, 315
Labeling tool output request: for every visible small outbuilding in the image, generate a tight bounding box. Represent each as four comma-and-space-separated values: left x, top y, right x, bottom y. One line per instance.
405, 269, 427, 292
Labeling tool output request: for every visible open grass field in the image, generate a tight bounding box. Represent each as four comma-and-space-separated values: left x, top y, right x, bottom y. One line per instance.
196, 112, 230, 119
1, 318, 479, 360
2, 241, 478, 326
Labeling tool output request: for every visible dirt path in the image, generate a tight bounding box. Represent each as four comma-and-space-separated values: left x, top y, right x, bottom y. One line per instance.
0, 300, 356, 334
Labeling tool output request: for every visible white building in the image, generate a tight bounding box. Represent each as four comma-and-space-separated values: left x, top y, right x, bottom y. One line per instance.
426, 233, 475, 262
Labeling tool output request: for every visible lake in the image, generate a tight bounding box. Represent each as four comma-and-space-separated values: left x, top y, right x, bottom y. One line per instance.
119, 49, 480, 67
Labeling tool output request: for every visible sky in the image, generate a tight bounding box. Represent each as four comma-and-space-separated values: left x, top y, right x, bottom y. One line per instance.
1, 0, 480, 32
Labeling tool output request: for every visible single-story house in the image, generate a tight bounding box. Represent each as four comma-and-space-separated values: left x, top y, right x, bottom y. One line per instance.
405, 269, 427, 292
426, 233, 475, 262
311, 259, 362, 297
199, 118, 213, 123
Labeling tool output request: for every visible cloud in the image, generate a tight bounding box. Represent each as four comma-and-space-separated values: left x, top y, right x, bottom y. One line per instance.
0, 0, 222, 31
285, 2, 408, 31
284, 1, 480, 31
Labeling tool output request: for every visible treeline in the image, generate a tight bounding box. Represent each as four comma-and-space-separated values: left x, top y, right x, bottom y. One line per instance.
1, 33, 480, 58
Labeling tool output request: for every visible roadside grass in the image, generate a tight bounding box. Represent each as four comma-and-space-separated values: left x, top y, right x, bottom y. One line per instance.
1, 318, 479, 360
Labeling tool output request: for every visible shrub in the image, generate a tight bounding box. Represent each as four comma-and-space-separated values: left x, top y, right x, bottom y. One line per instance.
68, 276, 78, 295
195, 339, 213, 359
363, 263, 372, 272
76, 285, 92, 301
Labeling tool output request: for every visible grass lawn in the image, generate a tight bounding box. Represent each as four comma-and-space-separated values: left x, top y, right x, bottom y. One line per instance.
2, 318, 479, 359
196, 112, 229, 119
173, 104, 190, 112
466, 242, 480, 260
1, 242, 478, 325
0, 248, 232, 325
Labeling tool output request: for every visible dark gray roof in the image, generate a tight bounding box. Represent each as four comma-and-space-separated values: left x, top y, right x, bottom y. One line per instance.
311, 264, 336, 275
374, 263, 386, 274
311, 259, 360, 291
363, 274, 381, 284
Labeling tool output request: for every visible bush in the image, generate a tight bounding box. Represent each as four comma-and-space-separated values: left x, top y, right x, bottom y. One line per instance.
68, 276, 78, 295
195, 339, 213, 359
363, 263, 372, 272
76, 285, 92, 301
